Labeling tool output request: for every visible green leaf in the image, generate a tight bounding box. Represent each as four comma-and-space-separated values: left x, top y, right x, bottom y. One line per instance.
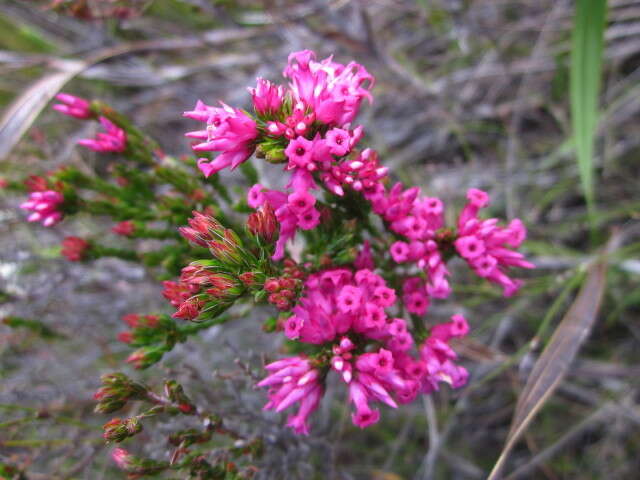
570, 0, 607, 225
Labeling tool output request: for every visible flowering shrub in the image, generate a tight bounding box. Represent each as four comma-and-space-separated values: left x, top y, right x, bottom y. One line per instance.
7, 50, 533, 477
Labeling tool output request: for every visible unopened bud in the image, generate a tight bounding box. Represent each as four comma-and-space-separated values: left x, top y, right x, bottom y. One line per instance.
247, 202, 277, 244
102, 417, 142, 442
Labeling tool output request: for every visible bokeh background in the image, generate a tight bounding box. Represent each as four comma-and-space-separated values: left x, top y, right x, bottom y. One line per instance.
1, 1, 639, 479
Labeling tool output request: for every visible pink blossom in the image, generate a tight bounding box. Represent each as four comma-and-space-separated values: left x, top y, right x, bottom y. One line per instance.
455, 189, 535, 296
53, 93, 91, 119
257, 356, 323, 435
284, 136, 315, 170
283, 50, 374, 127
78, 117, 126, 153
248, 77, 284, 116
325, 127, 351, 156
420, 315, 471, 393
348, 380, 381, 428
247, 184, 265, 208
287, 190, 316, 215
354, 240, 375, 270
20, 190, 64, 227
288, 268, 399, 345
185, 101, 257, 177
390, 241, 410, 262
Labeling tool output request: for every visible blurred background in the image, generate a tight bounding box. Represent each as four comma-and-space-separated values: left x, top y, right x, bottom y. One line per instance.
0, 0, 639, 479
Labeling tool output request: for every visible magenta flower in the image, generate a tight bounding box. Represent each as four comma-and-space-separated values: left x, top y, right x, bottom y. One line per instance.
53, 93, 91, 119
78, 117, 126, 153
284, 136, 316, 170
185, 101, 257, 177
248, 77, 284, 116
283, 50, 375, 126
325, 127, 352, 156
455, 189, 535, 296
257, 356, 323, 435
20, 190, 64, 227
420, 315, 471, 393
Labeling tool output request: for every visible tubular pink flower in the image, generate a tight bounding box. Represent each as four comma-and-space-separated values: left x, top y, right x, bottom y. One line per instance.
78, 117, 126, 153
185, 101, 257, 177
53, 93, 91, 119
248, 77, 284, 116
354, 240, 375, 270
420, 315, 471, 393
257, 356, 323, 435
283, 50, 375, 127
20, 190, 64, 227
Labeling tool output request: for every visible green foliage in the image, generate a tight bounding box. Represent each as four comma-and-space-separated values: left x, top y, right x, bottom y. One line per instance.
570, 0, 608, 225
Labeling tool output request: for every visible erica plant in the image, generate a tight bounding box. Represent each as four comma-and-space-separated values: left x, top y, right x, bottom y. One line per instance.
10, 50, 534, 477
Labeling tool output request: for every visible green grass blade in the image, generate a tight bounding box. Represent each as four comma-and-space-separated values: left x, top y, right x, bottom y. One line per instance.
570, 0, 608, 225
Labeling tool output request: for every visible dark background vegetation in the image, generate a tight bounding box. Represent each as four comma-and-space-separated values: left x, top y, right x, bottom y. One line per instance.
0, 0, 639, 478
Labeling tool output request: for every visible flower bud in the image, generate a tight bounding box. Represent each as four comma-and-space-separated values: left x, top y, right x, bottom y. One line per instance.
247, 202, 278, 244
126, 346, 165, 369
61, 236, 90, 261
102, 417, 142, 442
264, 278, 280, 293
163, 380, 196, 414
112, 220, 135, 236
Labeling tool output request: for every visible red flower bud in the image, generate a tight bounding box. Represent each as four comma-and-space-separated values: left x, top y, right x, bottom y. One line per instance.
24, 175, 48, 192
264, 278, 280, 293
122, 313, 141, 327
117, 331, 133, 344
112, 220, 135, 236
61, 237, 90, 261
247, 202, 277, 243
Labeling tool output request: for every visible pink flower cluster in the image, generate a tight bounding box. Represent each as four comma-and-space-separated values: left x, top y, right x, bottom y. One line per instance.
367, 184, 533, 299
258, 267, 470, 434
184, 50, 386, 260
78, 117, 127, 153
20, 190, 64, 227
367, 182, 451, 299
454, 189, 534, 296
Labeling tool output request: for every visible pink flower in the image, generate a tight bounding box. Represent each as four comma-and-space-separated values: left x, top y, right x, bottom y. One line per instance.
185, 101, 257, 177
257, 356, 323, 435
420, 315, 471, 393
283, 50, 374, 127
455, 235, 485, 259
283, 315, 303, 339
325, 127, 351, 156
337, 285, 363, 313
455, 189, 535, 296
248, 77, 284, 116
78, 117, 126, 152
349, 380, 381, 428
289, 268, 399, 345
287, 190, 316, 215
390, 241, 410, 262
111, 448, 133, 470
296, 207, 321, 230
284, 136, 315, 170
354, 240, 375, 270
247, 184, 265, 209
20, 190, 64, 227
53, 93, 91, 119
